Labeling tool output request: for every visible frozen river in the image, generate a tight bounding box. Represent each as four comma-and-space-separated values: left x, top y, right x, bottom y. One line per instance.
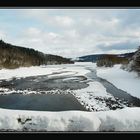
0, 62, 140, 111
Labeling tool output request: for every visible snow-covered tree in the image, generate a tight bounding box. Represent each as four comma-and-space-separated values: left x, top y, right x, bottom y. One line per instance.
124, 46, 140, 76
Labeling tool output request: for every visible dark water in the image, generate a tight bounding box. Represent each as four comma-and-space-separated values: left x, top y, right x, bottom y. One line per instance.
0, 75, 88, 90
0, 71, 89, 112
0, 93, 87, 111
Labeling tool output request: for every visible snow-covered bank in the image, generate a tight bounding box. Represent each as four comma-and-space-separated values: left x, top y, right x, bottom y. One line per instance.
96, 107, 140, 131
0, 108, 100, 131
0, 107, 140, 131
73, 81, 125, 111
0, 66, 59, 80
0, 63, 90, 81
97, 65, 140, 99
0, 88, 72, 95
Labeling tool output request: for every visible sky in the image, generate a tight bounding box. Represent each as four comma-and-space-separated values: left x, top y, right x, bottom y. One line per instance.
0, 9, 140, 58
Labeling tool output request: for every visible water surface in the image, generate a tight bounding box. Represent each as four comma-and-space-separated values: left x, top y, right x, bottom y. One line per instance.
0, 93, 87, 111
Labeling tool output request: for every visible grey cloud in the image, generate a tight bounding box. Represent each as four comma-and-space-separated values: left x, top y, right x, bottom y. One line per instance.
97, 40, 140, 52
2, 9, 140, 57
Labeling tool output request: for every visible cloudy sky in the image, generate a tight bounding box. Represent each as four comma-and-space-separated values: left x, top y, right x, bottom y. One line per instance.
0, 9, 140, 58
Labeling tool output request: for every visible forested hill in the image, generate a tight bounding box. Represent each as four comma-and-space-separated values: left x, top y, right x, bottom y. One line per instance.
76, 52, 135, 62
124, 46, 140, 76
0, 40, 74, 69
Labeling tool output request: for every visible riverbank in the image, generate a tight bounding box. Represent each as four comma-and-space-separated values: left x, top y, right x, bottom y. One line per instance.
0, 62, 140, 112
96, 64, 140, 99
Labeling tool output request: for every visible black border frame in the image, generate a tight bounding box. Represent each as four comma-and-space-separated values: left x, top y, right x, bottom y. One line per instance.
0, 0, 140, 7
0, 0, 140, 136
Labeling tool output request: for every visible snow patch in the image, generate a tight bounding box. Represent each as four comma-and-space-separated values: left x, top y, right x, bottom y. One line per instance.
0, 66, 59, 80
0, 88, 72, 95
0, 63, 90, 81
73, 82, 117, 111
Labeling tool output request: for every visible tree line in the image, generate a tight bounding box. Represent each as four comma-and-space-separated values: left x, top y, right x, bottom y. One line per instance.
0, 40, 74, 69
96, 54, 129, 67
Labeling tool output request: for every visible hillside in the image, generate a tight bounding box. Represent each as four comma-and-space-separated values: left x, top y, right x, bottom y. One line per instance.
74, 52, 134, 67
75, 54, 104, 62
75, 52, 134, 63
123, 47, 140, 76
0, 40, 74, 69
96, 54, 131, 67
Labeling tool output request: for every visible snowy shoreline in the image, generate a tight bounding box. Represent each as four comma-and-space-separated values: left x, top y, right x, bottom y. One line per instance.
0, 107, 140, 131
96, 64, 140, 99
0, 63, 90, 81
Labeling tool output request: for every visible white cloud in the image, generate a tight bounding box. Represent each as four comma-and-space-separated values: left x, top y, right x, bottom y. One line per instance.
52, 16, 75, 27
1, 9, 140, 58
22, 27, 41, 38
20, 9, 75, 28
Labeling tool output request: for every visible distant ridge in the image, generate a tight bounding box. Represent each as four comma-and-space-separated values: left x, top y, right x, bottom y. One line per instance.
75, 52, 135, 62
0, 40, 74, 69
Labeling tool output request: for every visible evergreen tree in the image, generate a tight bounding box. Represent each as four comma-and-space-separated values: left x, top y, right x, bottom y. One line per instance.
0, 40, 74, 69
